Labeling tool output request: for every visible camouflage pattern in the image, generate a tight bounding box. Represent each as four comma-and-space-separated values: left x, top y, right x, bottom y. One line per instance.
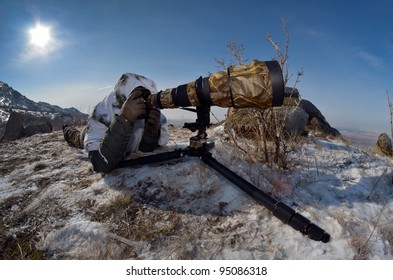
156, 60, 281, 109
63, 126, 86, 149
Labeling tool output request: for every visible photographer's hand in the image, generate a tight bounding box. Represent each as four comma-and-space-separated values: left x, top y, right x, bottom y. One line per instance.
120, 87, 147, 123
144, 109, 161, 139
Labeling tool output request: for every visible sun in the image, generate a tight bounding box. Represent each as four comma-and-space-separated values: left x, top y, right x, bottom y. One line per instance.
29, 23, 52, 48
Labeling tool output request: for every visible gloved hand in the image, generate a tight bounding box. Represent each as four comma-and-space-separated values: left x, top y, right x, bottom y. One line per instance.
120, 87, 147, 123
143, 109, 161, 139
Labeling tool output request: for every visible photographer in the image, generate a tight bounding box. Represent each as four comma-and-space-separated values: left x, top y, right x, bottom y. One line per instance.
63, 73, 169, 173
65, 60, 284, 173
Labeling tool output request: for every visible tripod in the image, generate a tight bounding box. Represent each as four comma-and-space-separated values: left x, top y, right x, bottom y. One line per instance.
118, 105, 330, 243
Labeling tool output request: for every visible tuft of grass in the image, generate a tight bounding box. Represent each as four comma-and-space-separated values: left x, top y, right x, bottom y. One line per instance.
379, 224, 393, 255
92, 194, 181, 246
0, 232, 45, 260
33, 162, 49, 172
351, 233, 372, 260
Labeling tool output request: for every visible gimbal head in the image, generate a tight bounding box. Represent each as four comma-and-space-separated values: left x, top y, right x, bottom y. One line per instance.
181, 105, 211, 148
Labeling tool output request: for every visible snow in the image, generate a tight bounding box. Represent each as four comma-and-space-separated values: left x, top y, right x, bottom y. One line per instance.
1, 125, 393, 260
0, 108, 10, 123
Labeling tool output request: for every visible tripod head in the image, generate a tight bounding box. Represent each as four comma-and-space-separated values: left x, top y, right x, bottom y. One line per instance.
181, 105, 212, 149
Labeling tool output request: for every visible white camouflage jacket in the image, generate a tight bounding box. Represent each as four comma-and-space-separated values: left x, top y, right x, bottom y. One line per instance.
84, 73, 169, 154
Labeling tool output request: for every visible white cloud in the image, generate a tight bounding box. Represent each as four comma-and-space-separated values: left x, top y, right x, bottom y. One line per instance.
96, 85, 114, 91
356, 50, 383, 68
305, 28, 325, 38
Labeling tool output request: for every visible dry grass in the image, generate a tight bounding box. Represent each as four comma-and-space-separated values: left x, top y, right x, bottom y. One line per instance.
351, 234, 372, 260
0, 131, 89, 259
2, 125, 393, 260
379, 224, 393, 255
224, 107, 305, 170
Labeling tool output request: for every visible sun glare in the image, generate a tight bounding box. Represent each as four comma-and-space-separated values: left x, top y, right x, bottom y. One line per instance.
29, 23, 52, 48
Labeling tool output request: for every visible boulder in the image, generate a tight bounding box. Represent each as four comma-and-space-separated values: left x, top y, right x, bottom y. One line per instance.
1, 111, 24, 141
0, 111, 55, 142
0, 123, 5, 140
299, 99, 341, 137
283, 107, 309, 136
24, 121, 52, 137
373, 133, 393, 157
49, 114, 64, 131
226, 101, 335, 139
224, 87, 341, 140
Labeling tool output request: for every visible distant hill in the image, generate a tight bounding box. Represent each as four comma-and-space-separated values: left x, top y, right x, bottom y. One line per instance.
339, 128, 379, 148
0, 81, 88, 141
0, 81, 87, 122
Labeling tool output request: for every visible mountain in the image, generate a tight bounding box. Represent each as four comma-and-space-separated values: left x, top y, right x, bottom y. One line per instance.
0, 81, 87, 121
0, 81, 88, 141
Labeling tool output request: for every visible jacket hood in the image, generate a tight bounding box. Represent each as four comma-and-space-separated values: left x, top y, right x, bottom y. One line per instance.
114, 73, 158, 100
83, 72, 169, 153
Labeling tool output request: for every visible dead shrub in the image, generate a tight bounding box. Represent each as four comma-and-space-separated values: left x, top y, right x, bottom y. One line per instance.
218, 18, 304, 170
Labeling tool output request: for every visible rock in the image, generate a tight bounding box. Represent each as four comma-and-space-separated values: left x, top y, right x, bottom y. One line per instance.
283, 87, 300, 106
225, 105, 308, 139
299, 99, 341, 137
226, 102, 330, 139
225, 88, 341, 140
0, 123, 5, 140
373, 133, 393, 157
1, 111, 24, 141
24, 120, 53, 137
0, 111, 54, 142
49, 114, 64, 131
283, 107, 309, 136
0, 80, 88, 138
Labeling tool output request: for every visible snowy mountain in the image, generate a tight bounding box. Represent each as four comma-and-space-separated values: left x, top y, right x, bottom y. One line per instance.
0, 81, 88, 141
0, 81, 87, 123
0, 124, 392, 260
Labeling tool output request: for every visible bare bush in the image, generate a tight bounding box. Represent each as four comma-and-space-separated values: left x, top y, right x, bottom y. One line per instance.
225, 107, 305, 169
221, 18, 304, 169
214, 39, 247, 70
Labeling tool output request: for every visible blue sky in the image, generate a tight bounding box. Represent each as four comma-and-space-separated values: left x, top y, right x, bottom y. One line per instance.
1, 0, 392, 133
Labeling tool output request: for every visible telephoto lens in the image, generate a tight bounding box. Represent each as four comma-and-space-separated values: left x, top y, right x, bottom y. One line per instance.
147, 60, 284, 110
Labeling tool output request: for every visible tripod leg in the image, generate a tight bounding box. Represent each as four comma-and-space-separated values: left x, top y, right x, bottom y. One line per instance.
201, 153, 330, 243
118, 150, 187, 168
